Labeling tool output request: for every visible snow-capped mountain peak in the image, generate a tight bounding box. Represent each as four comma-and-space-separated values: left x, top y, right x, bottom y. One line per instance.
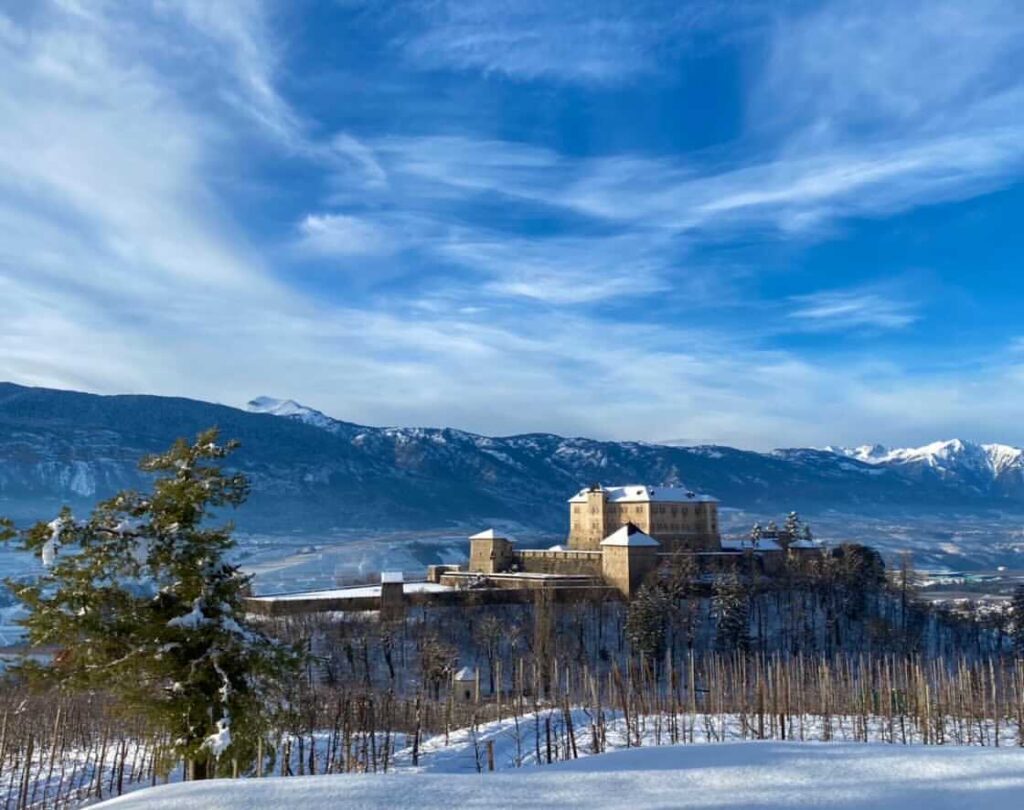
826, 439, 1024, 487
246, 396, 337, 430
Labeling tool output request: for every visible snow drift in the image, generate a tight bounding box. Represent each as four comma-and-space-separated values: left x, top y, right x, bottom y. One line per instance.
93, 741, 1024, 809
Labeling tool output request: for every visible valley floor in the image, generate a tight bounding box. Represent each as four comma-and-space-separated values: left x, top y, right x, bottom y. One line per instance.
92, 741, 1024, 810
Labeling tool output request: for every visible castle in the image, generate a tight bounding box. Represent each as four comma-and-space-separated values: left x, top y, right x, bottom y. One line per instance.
451, 483, 725, 598
567, 484, 720, 551
246, 482, 820, 618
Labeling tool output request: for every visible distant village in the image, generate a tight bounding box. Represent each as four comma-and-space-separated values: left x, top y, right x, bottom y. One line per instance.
245, 483, 823, 618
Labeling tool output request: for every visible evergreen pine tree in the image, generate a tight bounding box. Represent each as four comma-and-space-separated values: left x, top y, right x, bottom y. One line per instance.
1011, 584, 1024, 657
712, 570, 750, 652
1, 429, 299, 778
625, 581, 670, 658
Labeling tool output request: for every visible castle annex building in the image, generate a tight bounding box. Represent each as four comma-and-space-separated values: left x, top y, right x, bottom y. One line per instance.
568, 484, 720, 551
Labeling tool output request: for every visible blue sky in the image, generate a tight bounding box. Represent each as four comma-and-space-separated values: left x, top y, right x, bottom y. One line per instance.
2, 0, 1023, 449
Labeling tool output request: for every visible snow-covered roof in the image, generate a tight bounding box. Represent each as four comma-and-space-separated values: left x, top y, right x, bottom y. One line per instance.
569, 484, 717, 504
453, 667, 476, 681
721, 538, 782, 552
600, 523, 660, 548
469, 528, 504, 540
381, 571, 404, 584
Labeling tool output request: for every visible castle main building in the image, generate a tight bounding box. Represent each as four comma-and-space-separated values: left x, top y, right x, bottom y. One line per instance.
568, 484, 720, 552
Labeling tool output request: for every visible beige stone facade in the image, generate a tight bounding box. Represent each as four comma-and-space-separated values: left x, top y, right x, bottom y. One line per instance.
467, 529, 516, 573
568, 484, 720, 551
599, 524, 661, 597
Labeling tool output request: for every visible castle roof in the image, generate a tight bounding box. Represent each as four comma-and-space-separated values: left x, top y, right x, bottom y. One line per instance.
569, 484, 717, 504
469, 528, 503, 540
600, 523, 660, 548
721, 538, 782, 552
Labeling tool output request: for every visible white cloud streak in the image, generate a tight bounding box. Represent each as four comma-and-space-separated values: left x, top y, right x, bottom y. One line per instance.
788, 286, 920, 332
3, 0, 1024, 452
297, 214, 396, 257
389, 0, 749, 84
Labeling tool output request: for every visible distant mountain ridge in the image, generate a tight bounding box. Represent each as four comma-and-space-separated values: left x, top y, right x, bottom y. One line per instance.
0, 382, 1020, 536
246, 395, 1024, 499
825, 439, 1024, 497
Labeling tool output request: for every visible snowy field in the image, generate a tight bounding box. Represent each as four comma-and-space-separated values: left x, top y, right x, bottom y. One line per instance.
7, 702, 1024, 807
91, 742, 1024, 809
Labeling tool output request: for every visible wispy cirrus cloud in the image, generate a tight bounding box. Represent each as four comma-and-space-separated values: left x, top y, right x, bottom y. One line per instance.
4, 0, 1024, 453
300, 122, 1024, 306
787, 286, 921, 333
754, 0, 1024, 138
297, 213, 396, 257
383, 0, 758, 84
437, 232, 675, 304
166, 0, 305, 149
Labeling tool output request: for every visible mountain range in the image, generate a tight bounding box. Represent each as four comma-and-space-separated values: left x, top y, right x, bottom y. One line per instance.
1, 382, 1022, 534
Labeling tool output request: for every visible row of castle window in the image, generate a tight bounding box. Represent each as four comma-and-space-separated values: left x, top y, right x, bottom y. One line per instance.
572, 504, 711, 516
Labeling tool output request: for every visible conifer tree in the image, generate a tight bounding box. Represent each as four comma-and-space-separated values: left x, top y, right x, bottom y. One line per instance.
1011, 584, 1024, 658
712, 570, 750, 652
1, 429, 299, 779
625, 581, 670, 658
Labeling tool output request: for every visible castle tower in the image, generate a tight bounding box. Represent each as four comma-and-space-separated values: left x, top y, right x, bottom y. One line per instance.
567, 483, 608, 550
379, 571, 405, 620
468, 529, 516, 573
600, 523, 660, 598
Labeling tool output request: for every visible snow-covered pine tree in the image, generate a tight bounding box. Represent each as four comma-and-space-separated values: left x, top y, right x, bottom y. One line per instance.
1011, 584, 1024, 658
1, 429, 299, 779
783, 511, 802, 539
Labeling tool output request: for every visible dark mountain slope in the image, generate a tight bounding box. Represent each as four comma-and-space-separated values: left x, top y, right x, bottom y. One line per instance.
0, 382, 1012, 533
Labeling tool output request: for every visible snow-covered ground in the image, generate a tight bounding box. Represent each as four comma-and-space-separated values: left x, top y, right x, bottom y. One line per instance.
235, 530, 471, 594
91, 741, 1024, 809
252, 581, 453, 601
11, 705, 1024, 808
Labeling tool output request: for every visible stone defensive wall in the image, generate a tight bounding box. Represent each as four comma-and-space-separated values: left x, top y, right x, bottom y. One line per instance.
514, 549, 603, 576
243, 582, 619, 618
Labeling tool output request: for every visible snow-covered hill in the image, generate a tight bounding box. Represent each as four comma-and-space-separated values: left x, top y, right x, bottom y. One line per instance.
92, 741, 1024, 810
